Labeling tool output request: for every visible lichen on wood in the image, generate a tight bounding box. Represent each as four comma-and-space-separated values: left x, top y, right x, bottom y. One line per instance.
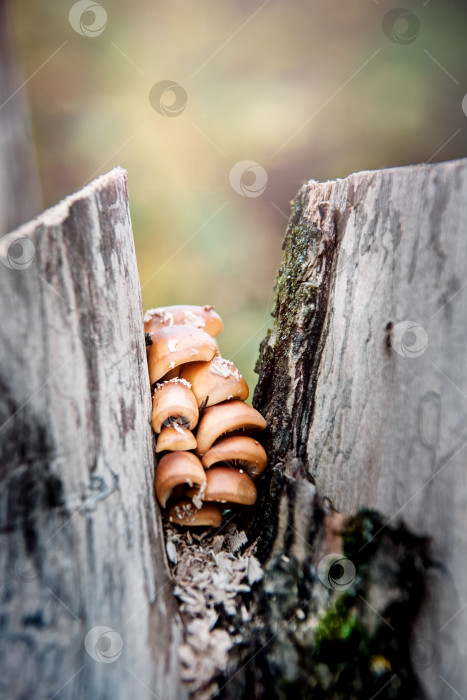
254, 181, 337, 467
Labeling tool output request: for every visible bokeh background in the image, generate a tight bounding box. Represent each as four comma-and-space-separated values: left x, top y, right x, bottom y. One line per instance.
4, 0, 467, 394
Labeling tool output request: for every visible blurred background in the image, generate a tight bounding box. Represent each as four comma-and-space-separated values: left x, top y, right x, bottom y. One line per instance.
2, 0, 466, 394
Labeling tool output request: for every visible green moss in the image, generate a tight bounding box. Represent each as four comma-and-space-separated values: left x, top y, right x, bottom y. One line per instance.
314, 595, 365, 652
272, 221, 319, 352
262, 185, 320, 360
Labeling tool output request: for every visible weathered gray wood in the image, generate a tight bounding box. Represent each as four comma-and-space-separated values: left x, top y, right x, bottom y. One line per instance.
254, 158, 467, 699
0, 0, 42, 234
2, 159, 461, 700
0, 168, 186, 700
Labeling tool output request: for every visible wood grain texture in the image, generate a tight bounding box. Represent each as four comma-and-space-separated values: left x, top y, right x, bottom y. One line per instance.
0, 168, 187, 700
254, 158, 467, 699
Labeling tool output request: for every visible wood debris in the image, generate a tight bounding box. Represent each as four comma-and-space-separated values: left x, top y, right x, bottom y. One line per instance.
164, 523, 263, 698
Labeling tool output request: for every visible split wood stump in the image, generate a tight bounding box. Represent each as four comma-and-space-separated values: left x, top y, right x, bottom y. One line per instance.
1, 160, 466, 699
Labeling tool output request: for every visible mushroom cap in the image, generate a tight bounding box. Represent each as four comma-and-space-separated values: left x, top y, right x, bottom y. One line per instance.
167, 500, 222, 527
156, 425, 197, 452
202, 435, 267, 478
151, 378, 199, 433
179, 356, 249, 407
155, 451, 206, 508
144, 305, 223, 337
148, 325, 219, 384
189, 466, 257, 506
195, 400, 267, 456
160, 367, 180, 381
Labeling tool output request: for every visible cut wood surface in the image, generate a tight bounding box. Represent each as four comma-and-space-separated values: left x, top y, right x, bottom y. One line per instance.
0, 168, 186, 700
254, 157, 467, 699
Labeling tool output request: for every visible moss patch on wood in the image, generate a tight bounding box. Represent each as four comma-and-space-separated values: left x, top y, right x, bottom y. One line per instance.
230, 495, 429, 700
253, 183, 337, 465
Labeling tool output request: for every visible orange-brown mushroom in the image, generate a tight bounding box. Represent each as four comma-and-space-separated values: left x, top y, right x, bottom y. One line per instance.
188, 466, 257, 506
160, 367, 180, 381
144, 305, 223, 338
179, 356, 248, 407
152, 378, 199, 433
201, 435, 267, 478
195, 400, 267, 456
155, 452, 206, 508
156, 425, 197, 452
148, 325, 219, 384
167, 500, 222, 527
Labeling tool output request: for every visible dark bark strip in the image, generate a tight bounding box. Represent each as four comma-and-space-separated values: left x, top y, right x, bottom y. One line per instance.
253, 181, 338, 466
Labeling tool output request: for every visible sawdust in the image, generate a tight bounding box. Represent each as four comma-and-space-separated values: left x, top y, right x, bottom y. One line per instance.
165, 522, 263, 698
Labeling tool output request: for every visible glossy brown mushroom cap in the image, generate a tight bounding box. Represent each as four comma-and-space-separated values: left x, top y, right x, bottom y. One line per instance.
201, 435, 267, 478
160, 367, 180, 381
155, 451, 206, 508
148, 325, 219, 384
156, 425, 197, 452
167, 500, 222, 527
151, 379, 199, 433
144, 305, 223, 337
195, 400, 267, 456
179, 356, 249, 407
190, 466, 257, 506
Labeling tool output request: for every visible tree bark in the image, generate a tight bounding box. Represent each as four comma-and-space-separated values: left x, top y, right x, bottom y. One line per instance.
0, 168, 186, 700
254, 158, 467, 699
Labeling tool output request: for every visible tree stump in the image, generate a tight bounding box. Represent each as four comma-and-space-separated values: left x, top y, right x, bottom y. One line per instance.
254, 157, 467, 699
0, 168, 186, 700
2, 159, 465, 700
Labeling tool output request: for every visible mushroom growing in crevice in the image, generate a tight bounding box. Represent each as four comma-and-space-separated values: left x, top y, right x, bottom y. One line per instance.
167, 500, 223, 527
201, 435, 268, 478
148, 324, 219, 385
144, 304, 223, 338
156, 425, 197, 453
145, 304, 268, 528
155, 451, 206, 508
151, 378, 199, 433
195, 400, 267, 457
179, 356, 248, 407
187, 466, 257, 506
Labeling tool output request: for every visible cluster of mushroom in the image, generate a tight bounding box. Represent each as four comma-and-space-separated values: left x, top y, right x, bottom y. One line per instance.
144, 305, 268, 528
